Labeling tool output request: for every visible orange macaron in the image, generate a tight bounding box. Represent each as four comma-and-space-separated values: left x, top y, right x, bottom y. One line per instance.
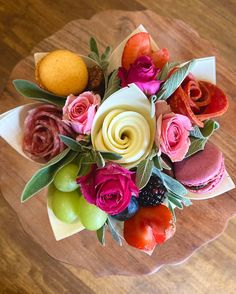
35, 49, 89, 96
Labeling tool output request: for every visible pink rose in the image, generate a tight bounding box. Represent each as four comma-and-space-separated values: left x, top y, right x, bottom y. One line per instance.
77, 163, 139, 215
118, 55, 162, 96
63, 91, 100, 135
155, 113, 192, 162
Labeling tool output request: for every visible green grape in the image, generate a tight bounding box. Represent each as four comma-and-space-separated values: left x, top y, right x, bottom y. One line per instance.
54, 163, 80, 192
78, 195, 107, 231
51, 189, 80, 224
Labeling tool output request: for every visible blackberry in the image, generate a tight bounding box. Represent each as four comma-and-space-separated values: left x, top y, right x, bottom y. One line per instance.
138, 175, 167, 207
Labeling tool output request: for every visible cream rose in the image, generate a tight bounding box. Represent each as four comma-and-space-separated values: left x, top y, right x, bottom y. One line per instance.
91, 84, 156, 169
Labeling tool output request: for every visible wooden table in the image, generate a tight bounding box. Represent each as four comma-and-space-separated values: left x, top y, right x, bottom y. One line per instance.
0, 1, 236, 293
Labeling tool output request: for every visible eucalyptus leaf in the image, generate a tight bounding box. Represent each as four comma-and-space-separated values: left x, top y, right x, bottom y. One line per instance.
185, 137, 207, 158
103, 69, 121, 101
100, 151, 122, 160
13, 79, 66, 107
107, 217, 122, 246
153, 156, 162, 170
136, 158, 154, 189
156, 59, 196, 101
21, 150, 77, 202
96, 224, 106, 246
59, 135, 82, 152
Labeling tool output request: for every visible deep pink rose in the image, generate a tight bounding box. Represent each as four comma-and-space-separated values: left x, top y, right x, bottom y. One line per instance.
118, 55, 162, 96
63, 91, 100, 135
155, 113, 192, 162
77, 163, 139, 215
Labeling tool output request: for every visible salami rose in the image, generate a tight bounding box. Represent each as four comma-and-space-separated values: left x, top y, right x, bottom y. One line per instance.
168, 75, 229, 127
23, 104, 74, 162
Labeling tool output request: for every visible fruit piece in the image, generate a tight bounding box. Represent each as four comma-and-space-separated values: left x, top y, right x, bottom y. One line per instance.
54, 163, 80, 192
124, 205, 175, 251
138, 175, 167, 207
78, 195, 107, 231
35, 50, 88, 96
112, 196, 139, 221
51, 189, 80, 224
121, 32, 152, 70
149, 48, 170, 69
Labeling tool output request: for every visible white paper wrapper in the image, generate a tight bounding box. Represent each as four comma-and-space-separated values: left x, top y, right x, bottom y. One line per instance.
0, 102, 45, 163
47, 185, 84, 241
189, 56, 216, 84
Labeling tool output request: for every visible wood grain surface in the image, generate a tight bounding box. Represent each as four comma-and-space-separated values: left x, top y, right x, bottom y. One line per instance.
0, 1, 236, 293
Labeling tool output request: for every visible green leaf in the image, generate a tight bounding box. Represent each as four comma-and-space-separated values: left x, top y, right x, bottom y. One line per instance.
168, 195, 183, 209
150, 95, 157, 118
190, 125, 205, 139
157, 61, 180, 80
160, 157, 171, 170
93, 150, 105, 168
185, 137, 207, 158
44, 148, 70, 167
167, 190, 192, 207
107, 217, 122, 246
59, 135, 83, 152
89, 37, 99, 57
101, 46, 111, 61
201, 119, 220, 137
136, 157, 154, 189
96, 224, 106, 246
190, 120, 219, 139
168, 202, 176, 222
156, 59, 197, 101
13, 79, 66, 106
100, 151, 122, 160
153, 156, 163, 170
153, 168, 187, 197
103, 69, 121, 101
21, 150, 77, 202
88, 52, 100, 63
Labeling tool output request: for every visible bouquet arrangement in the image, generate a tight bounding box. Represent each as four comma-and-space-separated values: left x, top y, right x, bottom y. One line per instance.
0, 25, 235, 253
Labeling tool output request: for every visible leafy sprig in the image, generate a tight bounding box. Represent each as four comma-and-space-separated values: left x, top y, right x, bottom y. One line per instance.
13, 79, 66, 106
88, 37, 111, 72
156, 59, 197, 101
186, 119, 219, 157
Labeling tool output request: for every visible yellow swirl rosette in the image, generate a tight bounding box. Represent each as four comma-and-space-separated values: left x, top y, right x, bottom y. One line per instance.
91, 84, 156, 169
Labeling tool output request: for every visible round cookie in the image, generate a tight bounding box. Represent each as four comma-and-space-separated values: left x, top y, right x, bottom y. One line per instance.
174, 142, 225, 193
35, 50, 88, 96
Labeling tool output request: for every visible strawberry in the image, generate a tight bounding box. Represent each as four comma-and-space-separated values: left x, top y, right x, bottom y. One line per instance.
149, 48, 170, 69
123, 205, 175, 251
121, 32, 152, 70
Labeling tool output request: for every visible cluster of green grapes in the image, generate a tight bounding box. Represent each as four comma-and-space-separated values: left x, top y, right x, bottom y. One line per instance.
50, 163, 107, 230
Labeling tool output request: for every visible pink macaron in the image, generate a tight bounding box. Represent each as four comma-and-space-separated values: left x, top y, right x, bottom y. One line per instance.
174, 142, 225, 193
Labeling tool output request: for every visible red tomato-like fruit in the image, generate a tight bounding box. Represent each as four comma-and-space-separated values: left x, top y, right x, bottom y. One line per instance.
149, 48, 170, 69
121, 32, 152, 70
123, 205, 176, 251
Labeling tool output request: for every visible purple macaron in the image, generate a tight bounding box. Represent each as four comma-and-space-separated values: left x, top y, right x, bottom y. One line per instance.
174, 142, 225, 194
